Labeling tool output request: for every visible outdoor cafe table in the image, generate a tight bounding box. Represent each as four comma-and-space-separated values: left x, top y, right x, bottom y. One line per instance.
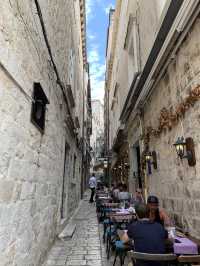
173, 236, 198, 255
109, 213, 136, 224
98, 196, 112, 200
102, 202, 119, 208
166, 232, 200, 264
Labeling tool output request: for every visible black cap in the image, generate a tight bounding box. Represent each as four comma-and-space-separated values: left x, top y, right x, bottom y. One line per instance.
147, 195, 159, 204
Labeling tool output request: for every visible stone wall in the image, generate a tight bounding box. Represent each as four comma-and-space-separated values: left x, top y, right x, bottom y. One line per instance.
142, 17, 200, 237
0, 0, 84, 265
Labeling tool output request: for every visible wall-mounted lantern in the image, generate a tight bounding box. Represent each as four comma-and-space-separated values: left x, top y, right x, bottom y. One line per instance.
104, 160, 108, 168
144, 150, 157, 175
124, 162, 130, 168
145, 151, 157, 169
31, 82, 49, 133
173, 137, 196, 166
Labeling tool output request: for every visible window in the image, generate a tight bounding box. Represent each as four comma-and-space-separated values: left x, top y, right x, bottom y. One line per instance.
111, 83, 119, 110
124, 15, 140, 74
61, 142, 70, 218
31, 82, 49, 133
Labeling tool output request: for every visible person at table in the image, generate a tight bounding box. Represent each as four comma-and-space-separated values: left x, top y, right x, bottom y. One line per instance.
130, 188, 144, 205
118, 184, 131, 201
111, 183, 119, 201
89, 173, 96, 203
147, 195, 170, 226
120, 203, 167, 266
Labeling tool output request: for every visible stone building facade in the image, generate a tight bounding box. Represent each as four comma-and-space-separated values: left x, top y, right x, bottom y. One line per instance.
90, 100, 104, 174
105, 0, 200, 237
0, 0, 91, 265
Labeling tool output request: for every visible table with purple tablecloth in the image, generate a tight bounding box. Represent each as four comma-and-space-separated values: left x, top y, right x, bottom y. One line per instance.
174, 236, 198, 255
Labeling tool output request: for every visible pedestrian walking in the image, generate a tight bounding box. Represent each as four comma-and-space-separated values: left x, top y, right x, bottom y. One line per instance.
89, 173, 96, 203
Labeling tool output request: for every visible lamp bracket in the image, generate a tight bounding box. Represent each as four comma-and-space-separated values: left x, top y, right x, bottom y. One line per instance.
152, 151, 157, 169
185, 137, 196, 166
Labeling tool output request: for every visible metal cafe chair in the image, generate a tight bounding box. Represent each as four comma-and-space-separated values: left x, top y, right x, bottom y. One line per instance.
128, 250, 177, 266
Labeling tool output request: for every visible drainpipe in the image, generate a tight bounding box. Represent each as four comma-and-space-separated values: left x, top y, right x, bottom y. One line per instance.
107, 88, 111, 188
81, 71, 85, 199
138, 112, 148, 203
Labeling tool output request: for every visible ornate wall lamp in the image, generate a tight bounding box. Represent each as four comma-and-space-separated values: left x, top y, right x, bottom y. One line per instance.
104, 160, 108, 168
173, 137, 196, 166
124, 162, 130, 168
145, 151, 157, 169
145, 150, 157, 174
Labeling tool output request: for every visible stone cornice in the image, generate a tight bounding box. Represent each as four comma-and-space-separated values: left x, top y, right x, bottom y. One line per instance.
79, 0, 87, 65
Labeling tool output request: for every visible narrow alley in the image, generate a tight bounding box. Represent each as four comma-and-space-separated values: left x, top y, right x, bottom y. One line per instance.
43, 195, 99, 266
43, 191, 121, 266
1, 0, 200, 265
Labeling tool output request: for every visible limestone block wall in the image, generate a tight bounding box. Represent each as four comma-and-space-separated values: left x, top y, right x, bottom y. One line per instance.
0, 0, 84, 265
142, 17, 200, 237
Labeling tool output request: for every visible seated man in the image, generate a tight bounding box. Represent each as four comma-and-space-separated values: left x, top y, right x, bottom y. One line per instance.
121, 203, 167, 266
147, 195, 170, 226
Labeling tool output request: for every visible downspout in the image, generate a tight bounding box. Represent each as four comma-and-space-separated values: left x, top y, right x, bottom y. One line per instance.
107, 88, 110, 187
81, 70, 86, 199
34, 0, 73, 122
138, 112, 148, 203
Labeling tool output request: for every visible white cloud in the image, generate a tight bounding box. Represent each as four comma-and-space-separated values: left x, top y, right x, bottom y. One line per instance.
105, 3, 114, 15
88, 33, 96, 40
88, 49, 99, 63
86, 0, 94, 22
86, 0, 112, 103
90, 64, 105, 103
88, 48, 105, 103
90, 63, 105, 79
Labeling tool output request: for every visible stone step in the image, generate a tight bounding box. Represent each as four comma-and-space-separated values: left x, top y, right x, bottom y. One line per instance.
58, 222, 76, 240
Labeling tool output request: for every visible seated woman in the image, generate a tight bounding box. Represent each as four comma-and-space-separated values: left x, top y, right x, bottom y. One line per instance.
130, 188, 144, 206
120, 203, 168, 266
147, 195, 170, 226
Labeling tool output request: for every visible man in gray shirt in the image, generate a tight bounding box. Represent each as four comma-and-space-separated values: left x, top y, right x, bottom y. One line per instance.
89, 173, 96, 203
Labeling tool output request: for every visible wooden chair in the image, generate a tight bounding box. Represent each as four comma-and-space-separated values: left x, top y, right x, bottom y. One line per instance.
128, 250, 177, 265
178, 255, 200, 265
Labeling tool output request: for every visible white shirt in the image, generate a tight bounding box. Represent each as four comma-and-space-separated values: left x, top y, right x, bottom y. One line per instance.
89, 176, 96, 188
113, 188, 119, 198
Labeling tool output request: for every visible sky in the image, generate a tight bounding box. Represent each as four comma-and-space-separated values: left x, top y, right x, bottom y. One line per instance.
86, 0, 115, 103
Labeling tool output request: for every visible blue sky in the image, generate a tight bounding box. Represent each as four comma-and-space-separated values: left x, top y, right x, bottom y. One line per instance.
86, 0, 115, 103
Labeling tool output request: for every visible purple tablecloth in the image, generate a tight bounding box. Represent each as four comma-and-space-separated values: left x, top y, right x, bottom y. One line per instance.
174, 236, 198, 255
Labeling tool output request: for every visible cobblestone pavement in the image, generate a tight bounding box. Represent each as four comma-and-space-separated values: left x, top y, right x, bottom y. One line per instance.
43, 192, 127, 266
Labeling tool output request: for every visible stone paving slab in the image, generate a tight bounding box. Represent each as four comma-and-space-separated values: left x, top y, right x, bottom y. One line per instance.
43, 192, 125, 266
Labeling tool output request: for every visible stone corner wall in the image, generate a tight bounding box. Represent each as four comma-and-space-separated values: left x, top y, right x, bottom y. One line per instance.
0, 0, 84, 265
142, 17, 200, 237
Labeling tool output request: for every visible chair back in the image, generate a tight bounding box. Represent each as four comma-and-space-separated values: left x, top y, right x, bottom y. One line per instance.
178, 255, 200, 263
128, 251, 177, 263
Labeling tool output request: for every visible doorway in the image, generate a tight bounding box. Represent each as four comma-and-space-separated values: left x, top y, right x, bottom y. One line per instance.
61, 142, 70, 219
132, 142, 142, 189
